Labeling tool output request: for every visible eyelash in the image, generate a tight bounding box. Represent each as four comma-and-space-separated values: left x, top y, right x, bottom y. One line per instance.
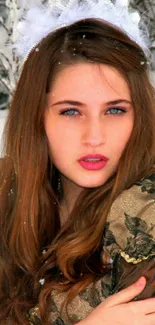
59, 107, 127, 116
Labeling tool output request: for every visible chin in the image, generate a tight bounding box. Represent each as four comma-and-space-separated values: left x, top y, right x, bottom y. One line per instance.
77, 180, 106, 189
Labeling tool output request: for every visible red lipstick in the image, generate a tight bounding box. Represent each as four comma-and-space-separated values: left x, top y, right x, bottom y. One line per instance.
78, 154, 109, 171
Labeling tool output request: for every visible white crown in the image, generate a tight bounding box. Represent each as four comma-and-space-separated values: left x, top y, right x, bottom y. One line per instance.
12, 0, 150, 59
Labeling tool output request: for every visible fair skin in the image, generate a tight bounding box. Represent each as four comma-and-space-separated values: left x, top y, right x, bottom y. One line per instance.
44, 63, 155, 323
45, 62, 134, 223
77, 277, 155, 325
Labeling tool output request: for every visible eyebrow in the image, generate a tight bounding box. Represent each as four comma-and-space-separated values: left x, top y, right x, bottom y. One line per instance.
52, 99, 132, 106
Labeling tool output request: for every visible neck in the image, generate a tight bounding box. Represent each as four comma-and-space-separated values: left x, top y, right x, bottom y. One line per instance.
59, 175, 84, 225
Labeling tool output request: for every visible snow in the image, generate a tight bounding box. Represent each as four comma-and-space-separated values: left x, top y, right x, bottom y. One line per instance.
0, 109, 8, 157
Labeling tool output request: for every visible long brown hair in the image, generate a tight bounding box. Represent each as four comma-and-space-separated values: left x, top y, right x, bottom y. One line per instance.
0, 18, 155, 324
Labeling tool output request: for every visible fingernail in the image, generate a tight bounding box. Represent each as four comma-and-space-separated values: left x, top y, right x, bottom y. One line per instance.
136, 277, 145, 286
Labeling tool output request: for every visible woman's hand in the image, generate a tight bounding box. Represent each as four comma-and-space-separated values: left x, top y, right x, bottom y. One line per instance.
77, 277, 155, 325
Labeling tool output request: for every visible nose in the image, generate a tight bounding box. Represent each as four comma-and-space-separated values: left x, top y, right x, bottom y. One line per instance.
82, 117, 105, 148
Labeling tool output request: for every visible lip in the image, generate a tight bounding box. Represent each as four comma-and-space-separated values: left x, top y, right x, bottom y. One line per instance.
79, 154, 109, 161
78, 154, 109, 171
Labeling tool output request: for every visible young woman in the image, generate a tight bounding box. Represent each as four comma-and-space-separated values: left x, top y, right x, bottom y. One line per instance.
0, 3, 155, 325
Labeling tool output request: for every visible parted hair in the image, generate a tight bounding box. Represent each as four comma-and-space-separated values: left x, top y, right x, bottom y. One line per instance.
0, 18, 155, 324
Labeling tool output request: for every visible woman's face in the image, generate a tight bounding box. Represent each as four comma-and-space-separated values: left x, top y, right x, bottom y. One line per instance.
45, 63, 134, 189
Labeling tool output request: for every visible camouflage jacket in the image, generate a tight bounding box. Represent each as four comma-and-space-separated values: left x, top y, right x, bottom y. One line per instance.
28, 173, 155, 324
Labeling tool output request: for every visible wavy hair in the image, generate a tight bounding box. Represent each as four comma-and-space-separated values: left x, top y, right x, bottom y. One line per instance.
0, 18, 155, 324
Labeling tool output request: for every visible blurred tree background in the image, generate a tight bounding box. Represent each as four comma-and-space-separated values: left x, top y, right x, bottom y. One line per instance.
0, 0, 155, 110
0, 0, 9, 109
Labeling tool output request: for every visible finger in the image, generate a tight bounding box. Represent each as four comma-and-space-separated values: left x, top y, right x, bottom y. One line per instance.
146, 313, 155, 324
129, 298, 155, 315
105, 277, 146, 307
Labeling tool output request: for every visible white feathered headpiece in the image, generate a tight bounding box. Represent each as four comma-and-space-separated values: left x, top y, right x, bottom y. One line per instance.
11, 0, 150, 60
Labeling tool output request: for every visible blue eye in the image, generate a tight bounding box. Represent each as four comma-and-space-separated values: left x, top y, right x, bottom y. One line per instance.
60, 109, 79, 116
106, 107, 126, 115
60, 107, 126, 116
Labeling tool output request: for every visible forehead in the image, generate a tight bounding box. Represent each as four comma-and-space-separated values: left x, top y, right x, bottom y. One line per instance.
49, 63, 131, 102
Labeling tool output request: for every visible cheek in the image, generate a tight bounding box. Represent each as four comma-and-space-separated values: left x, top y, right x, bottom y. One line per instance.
47, 128, 78, 148
45, 120, 79, 162
123, 118, 134, 141
109, 119, 133, 153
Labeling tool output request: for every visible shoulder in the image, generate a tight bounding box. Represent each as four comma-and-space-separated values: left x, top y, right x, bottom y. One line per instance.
103, 173, 155, 263
107, 172, 155, 226
109, 173, 155, 221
